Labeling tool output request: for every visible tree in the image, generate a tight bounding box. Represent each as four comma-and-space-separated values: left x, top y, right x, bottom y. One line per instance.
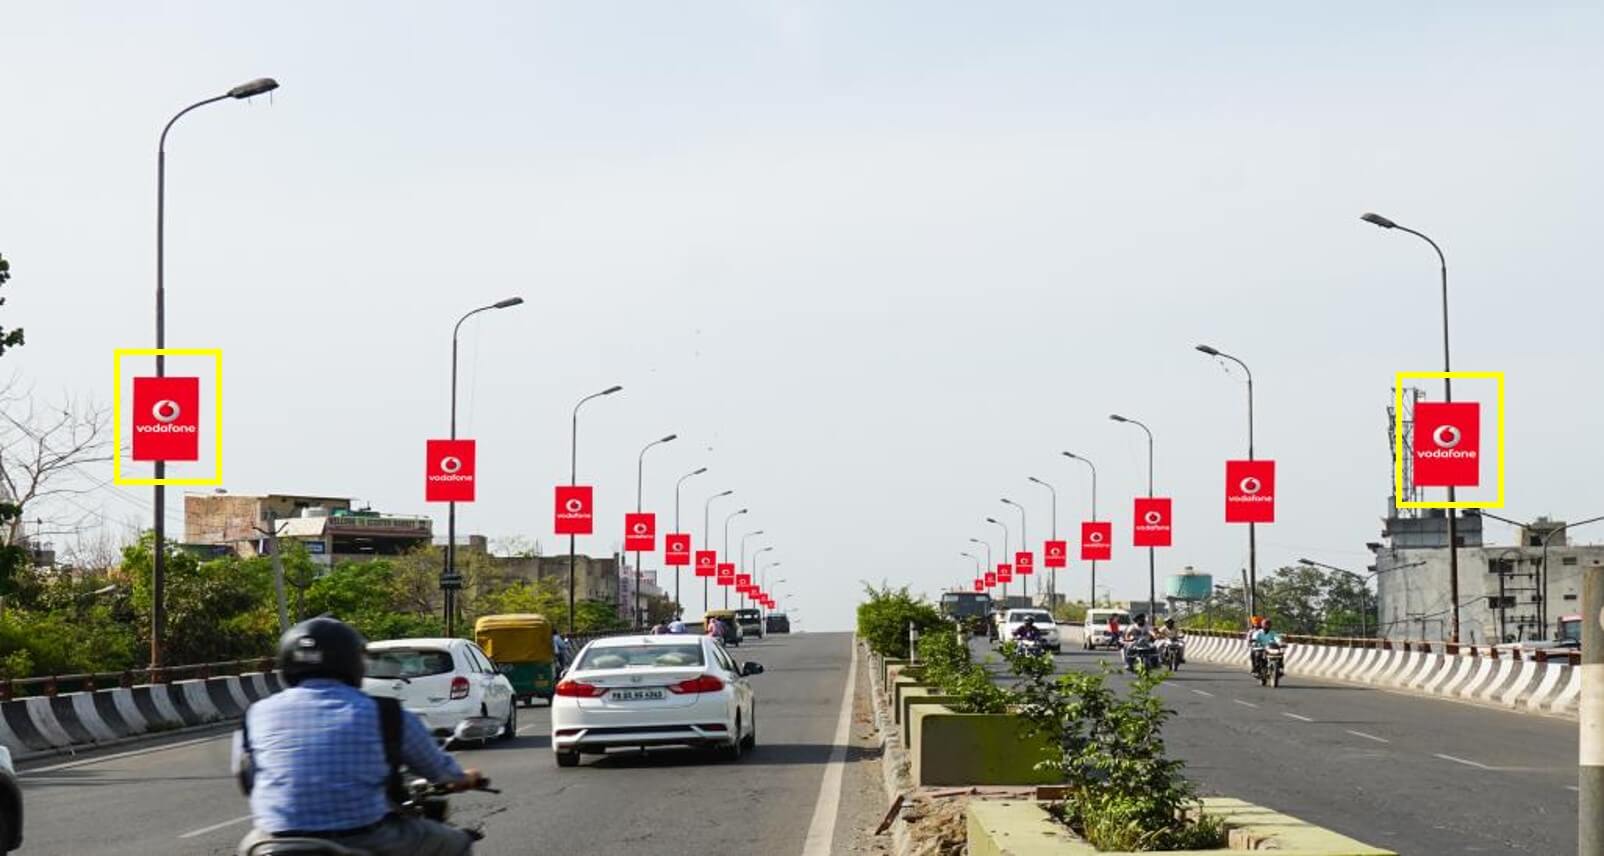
0, 252, 24, 598
122, 535, 278, 665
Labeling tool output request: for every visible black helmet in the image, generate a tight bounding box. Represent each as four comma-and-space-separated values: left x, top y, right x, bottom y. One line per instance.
278, 617, 367, 687
1022, 615, 1036, 624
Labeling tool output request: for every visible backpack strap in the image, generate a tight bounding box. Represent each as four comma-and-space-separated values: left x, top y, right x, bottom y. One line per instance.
374, 696, 406, 805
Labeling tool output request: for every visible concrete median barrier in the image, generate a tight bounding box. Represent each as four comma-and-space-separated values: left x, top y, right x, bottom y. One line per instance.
908, 704, 1058, 787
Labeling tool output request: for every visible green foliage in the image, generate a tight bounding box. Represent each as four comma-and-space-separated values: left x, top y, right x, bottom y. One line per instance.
471, 578, 627, 635
123, 535, 278, 665
0, 251, 24, 597
1054, 601, 1089, 623
1182, 564, 1377, 637
0, 252, 21, 357
915, 625, 970, 690
0, 574, 140, 677
857, 582, 946, 659
1006, 651, 1221, 851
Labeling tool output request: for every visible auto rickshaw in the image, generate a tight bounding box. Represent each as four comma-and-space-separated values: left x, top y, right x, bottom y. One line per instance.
703, 609, 742, 647
474, 613, 558, 706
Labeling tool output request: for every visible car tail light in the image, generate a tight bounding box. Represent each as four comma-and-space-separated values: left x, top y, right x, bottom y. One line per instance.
555, 679, 606, 698
450, 676, 470, 700
667, 675, 725, 694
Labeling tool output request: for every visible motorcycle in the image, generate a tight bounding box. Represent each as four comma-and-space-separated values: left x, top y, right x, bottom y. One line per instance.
1159, 635, 1185, 672
1013, 635, 1047, 658
1254, 642, 1285, 688
1124, 637, 1159, 673
241, 722, 499, 855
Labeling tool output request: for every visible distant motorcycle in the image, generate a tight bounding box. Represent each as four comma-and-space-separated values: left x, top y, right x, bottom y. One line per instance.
1159, 636, 1185, 672
1254, 642, 1285, 688
1014, 636, 1047, 658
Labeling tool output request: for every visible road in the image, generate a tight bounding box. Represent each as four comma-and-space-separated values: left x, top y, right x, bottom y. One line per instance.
16, 632, 870, 856
982, 628, 1577, 855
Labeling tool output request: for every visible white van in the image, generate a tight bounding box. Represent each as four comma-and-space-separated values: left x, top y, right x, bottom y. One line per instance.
1083, 609, 1131, 650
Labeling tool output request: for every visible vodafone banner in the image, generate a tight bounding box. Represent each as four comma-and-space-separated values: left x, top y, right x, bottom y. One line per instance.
1015, 551, 1035, 576
1413, 402, 1481, 487
1133, 498, 1173, 547
973, 579, 986, 592
997, 563, 1014, 583
984, 571, 997, 587
716, 563, 736, 585
132, 376, 201, 461
1225, 460, 1276, 523
665, 534, 692, 566
736, 573, 752, 587
694, 550, 717, 577
624, 512, 656, 551
424, 439, 476, 502
1081, 522, 1112, 561
554, 486, 594, 535
1043, 540, 1067, 568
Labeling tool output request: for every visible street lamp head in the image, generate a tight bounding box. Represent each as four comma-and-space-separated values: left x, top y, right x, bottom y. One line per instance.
716, 490, 734, 498
1062, 451, 1079, 460
1001, 498, 1016, 507
601, 385, 624, 396
228, 78, 279, 99
751, 530, 766, 536
1195, 344, 1220, 356
659, 434, 678, 443
492, 297, 524, 309
985, 516, 1000, 524
692, 467, 708, 476
1027, 476, 1044, 486
1360, 212, 1398, 229
736, 508, 749, 515
968, 537, 983, 544
1297, 558, 1315, 566
1109, 414, 1127, 423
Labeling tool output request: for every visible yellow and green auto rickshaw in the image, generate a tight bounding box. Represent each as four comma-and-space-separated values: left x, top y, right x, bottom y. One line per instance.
475, 613, 557, 706
703, 609, 742, 647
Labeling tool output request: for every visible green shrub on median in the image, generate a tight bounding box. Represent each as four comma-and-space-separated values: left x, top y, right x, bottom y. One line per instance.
1002, 643, 1224, 852
857, 583, 947, 660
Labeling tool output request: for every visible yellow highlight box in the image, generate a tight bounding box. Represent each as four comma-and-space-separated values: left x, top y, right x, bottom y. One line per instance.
113, 348, 223, 486
1393, 371, 1504, 509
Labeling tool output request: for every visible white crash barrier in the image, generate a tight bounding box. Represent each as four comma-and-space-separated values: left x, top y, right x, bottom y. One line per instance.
1524, 660, 1570, 713
1500, 656, 1544, 707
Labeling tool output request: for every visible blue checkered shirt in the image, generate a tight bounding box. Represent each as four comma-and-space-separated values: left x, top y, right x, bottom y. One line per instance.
233, 679, 465, 834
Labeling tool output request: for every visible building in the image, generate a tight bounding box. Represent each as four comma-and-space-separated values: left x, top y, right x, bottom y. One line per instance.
495, 553, 621, 605
184, 492, 432, 566
1372, 511, 1604, 644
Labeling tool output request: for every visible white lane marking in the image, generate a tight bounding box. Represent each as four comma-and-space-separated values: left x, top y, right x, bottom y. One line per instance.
177, 814, 252, 839
19, 734, 224, 776
1232, 699, 1259, 709
800, 639, 861, 856
517, 722, 542, 736
1435, 753, 1491, 770
1282, 712, 1314, 722
1346, 730, 1390, 744
1191, 689, 1214, 697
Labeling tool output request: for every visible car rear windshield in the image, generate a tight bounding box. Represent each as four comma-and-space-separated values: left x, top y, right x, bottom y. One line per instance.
366, 648, 455, 679
1010, 611, 1053, 623
735, 610, 760, 621
576, 644, 705, 671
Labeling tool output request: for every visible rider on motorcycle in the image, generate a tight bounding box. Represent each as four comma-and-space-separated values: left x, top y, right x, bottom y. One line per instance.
233, 617, 484, 856
1122, 613, 1152, 644
1248, 618, 1281, 675
1154, 618, 1181, 661
1012, 614, 1044, 642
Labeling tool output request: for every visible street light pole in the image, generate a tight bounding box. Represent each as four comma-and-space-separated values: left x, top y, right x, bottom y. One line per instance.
1362, 212, 1461, 643
740, 529, 765, 608
703, 490, 734, 614
1063, 452, 1099, 609
633, 434, 677, 628
1196, 344, 1257, 617
568, 385, 622, 636
1028, 477, 1058, 607
1110, 414, 1157, 616
444, 297, 523, 636
672, 467, 707, 613
968, 537, 993, 589
1001, 498, 1029, 600
753, 547, 775, 607
961, 551, 982, 580
723, 508, 749, 609
986, 517, 1010, 603
151, 76, 278, 669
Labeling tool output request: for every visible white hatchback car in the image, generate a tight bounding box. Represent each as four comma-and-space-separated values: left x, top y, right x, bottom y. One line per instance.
363, 638, 518, 744
550, 635, 763, 767
1002, 608, 1061, 652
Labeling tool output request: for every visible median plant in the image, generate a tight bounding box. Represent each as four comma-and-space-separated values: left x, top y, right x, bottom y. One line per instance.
857, 583, 947, 659
1003, 645, 1222, 851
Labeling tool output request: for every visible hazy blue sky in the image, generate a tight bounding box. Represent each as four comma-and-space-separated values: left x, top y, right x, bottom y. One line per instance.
5, 3, 1603, 630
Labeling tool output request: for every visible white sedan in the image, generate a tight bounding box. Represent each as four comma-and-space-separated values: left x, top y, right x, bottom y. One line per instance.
550, 635, 763, 767
363, 637, 518, 744
1001, 608, 1061, 652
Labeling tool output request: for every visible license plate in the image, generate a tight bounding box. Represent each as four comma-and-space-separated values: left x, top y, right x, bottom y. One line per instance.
610, 688, 665, 701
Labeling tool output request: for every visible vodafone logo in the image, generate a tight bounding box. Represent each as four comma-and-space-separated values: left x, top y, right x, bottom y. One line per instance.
631, 522, 648, 535
1433, 425, 1461, 449
1089, 531, 1105, 543
136, 399, 196, 434
1419, 423, 1476, 459
699, 556, 712, 567
1239, 476, 1260, 495
439, 456, 461, 474
1049, 547, 1062, 557
428, 456, 471, 482
565, 498, 584, 513
1143, 510, 1163, 526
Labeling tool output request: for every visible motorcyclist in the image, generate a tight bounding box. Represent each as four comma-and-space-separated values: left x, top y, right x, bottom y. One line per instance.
1246, 616, 1264, 673
1154, 618, 1182, 662
1011, 614, 1044, 643
1123, 613, 1154, 671
233, 617, 482, 856
1105, 614, 1122, 649
1249, 618, 1281, 676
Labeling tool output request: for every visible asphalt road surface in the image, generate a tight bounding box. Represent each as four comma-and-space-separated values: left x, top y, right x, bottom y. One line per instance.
16, 631, 862, 856
982, 628, 1576, 855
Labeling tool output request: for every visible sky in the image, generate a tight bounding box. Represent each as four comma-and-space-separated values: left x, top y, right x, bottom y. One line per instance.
4, 3, 1604, 632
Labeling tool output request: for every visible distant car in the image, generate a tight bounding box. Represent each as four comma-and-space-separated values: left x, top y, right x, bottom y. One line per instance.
1084, 609, 1131, 650
734, 608, 764, 640
0, 745, 21, 852
551, 635, 763, 767
364, 638, 518, 744
765, 613, 791, 634
1002, 609, 1061, 652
